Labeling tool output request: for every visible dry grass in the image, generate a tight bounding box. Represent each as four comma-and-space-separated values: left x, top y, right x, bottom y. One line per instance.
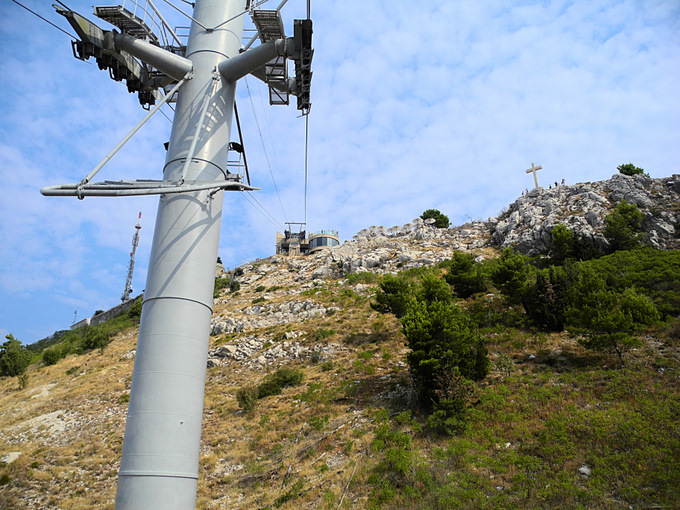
0, 329, 137, 509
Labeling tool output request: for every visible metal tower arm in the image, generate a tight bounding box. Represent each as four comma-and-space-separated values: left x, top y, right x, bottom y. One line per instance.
219, 38, 291, 83
40, 179, 257, 198
57, 6, 153, 89
243, 14, 313, 112
54, 4, 191, 105
109, 31, 192, 81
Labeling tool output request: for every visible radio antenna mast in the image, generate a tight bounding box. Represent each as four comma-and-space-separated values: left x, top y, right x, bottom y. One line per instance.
121, 212, 142, 303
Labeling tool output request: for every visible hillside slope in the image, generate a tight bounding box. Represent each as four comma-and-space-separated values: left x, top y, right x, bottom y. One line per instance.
1, 174, 679, 510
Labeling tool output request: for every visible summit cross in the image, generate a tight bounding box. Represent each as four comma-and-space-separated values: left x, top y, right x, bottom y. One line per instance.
526, 162, 542, 189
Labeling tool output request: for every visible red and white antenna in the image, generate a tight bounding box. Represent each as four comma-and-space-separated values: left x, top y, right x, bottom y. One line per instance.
121, 212, 142, 302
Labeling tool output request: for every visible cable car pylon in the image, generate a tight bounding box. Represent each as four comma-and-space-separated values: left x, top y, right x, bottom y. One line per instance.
40, 1, 313, 508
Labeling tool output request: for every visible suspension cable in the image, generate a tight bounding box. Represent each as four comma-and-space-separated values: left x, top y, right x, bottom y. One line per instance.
303, 0, 311, 225
239, 192, 284, 230
10, 0, 75, 39
304, 113, 309, 226
244, 77, 288, 222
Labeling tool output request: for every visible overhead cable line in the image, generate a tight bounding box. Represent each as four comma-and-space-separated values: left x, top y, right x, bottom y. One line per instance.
239, 191, 284, 230
159, 108, 174, 123
257, 81, 283, 189
244, 77, 288, 223
303, 0, 311, 225
10, 0, 75, 39
304, 113, 309, 225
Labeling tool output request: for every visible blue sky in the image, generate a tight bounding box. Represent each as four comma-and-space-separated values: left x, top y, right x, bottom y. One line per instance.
1, 0, 679, 344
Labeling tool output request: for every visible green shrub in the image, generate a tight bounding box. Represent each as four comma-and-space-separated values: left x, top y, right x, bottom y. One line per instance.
617, 163, 645, 176
548, 224, 602, 263
314, 328, 336, 341
127, 298, 143, 319
489, 248, 532, 305
372, 274, 413, 318
0, 334, 32, 377
443, 252, 488, 298
17, 373, 29, 390
213, 277, 232, 298
79, 327, 111, 352
257, 367, 304, 399
403, 298, 488, 409
418, 272, 453, 304
372, 269, 489, 432
549, 224, 575, 264
309, 414, 330, 431
421, 208, 450, 228
273, 478, 304, 508
345, 272, 381, 284
523, 265, 581, 332
604, 200, 645, 252
236, 385, 259, 413
65, 365, 80, 376
309, 350, 322, 364
255, 285, 266, 292
567, 287, 660, 362
42, 347, 62, 366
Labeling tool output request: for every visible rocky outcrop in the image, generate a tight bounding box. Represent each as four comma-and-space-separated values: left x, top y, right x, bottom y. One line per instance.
211, 299, 340, 335
492, 174, 680, 255
207, 335, 345, 369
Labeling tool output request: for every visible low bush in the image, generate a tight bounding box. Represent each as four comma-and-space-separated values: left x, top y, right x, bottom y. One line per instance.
442, 252, 488, 298
236, 386, 259, 413
42, 347, 62, 366
236, 367, 305, 412
605, 199, 645, 252
257, 367, 304, 398
213, 277, 232, 298
617, 162, 645, 176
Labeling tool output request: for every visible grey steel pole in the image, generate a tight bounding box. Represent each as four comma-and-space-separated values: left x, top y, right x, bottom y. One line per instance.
115, 1, 246, 508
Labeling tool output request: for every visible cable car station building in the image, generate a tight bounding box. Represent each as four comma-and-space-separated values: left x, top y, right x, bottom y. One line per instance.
276, 223, 339, 256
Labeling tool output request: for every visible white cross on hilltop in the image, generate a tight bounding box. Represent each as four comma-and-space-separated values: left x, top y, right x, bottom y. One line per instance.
525, 162, 542, 189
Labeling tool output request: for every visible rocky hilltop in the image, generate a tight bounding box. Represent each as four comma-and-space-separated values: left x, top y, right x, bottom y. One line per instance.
227, 173, 680, 285
492, 173, 680, 254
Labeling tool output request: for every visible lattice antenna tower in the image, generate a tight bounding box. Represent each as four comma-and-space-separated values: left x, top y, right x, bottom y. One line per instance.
121, 212, 142, 302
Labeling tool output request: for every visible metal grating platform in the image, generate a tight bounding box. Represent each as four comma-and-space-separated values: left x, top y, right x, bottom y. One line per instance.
94, 5, 158, 43
251, 9, 285, 42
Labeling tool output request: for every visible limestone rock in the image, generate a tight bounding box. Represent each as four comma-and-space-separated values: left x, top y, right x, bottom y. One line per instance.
1, 451, 22, 464
492, 174, 680, 255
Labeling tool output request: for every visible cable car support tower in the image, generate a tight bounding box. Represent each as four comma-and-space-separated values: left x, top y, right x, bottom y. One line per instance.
41, 0, 313, 508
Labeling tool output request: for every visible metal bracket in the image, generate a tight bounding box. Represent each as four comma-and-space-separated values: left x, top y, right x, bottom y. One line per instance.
41, 179, 258, 198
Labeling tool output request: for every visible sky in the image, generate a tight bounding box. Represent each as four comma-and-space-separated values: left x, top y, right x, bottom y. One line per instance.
1, 0, 679, 345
